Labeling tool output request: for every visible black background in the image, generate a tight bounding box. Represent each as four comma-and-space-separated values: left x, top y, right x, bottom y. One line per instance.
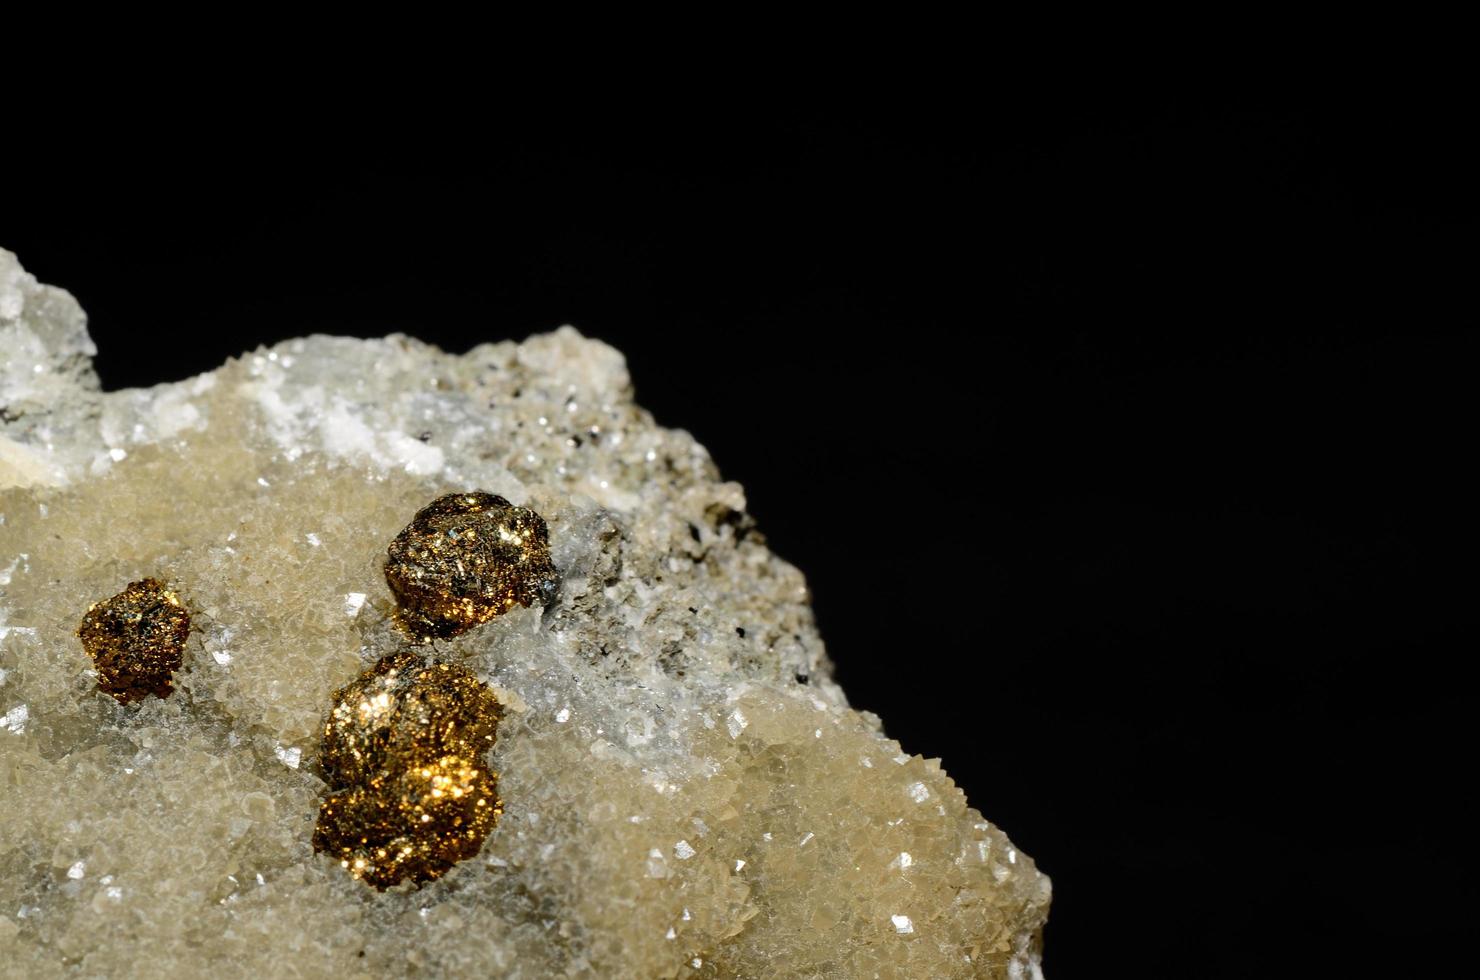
2, 95, 1467, 976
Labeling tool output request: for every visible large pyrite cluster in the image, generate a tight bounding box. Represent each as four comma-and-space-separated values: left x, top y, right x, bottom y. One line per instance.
311, 650, 504, 889
311, 490, 552, 889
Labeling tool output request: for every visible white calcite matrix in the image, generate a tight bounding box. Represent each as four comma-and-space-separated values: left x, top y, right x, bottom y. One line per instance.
0, 249, 1049, 978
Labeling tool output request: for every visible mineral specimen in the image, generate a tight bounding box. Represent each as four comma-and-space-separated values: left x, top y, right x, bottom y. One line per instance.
0, 248, 1049, 978
76, 578, 191, 703
318, 649, 502, 788
314, 650, 503, 889
384, 491, 558, 641
315, 750, 502, 891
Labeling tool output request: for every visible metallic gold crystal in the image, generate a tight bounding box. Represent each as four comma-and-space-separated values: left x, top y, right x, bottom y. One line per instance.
313, 755, 501, 891
384, 491, 558, 642
318, 649, 501, 788
76, 578, 191, 703
312, 651, 503, 889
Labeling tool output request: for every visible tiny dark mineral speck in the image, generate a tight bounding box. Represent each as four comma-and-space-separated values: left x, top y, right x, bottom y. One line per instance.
76, 578, 191, 703
384, 491, 558, 642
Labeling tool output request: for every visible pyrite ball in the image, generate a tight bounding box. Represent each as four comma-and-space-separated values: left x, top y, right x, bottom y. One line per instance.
312, 651, 504, 889
318, 650, 502, 790
384, 491, 558, 641
76, 578, 191, 703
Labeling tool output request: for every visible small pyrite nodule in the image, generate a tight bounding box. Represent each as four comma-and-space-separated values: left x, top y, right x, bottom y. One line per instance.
77, 578, 191, 703
312, 650, 504, 889
384, 491, 558, 642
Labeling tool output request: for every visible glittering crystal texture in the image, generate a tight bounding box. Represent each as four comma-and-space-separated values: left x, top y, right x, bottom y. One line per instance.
0, 248, 1049, 978
313, 650, 504, 889
76, 578, 191, 703
384, 491, 557, 642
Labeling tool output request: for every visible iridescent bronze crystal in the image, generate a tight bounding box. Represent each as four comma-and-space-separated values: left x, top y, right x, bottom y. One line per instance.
77, 578, 191, 703
312, 650, 503, 889
384, 491, 558, 642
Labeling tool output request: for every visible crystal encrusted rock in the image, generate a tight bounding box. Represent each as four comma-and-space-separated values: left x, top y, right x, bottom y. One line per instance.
0, 248, 1050, 978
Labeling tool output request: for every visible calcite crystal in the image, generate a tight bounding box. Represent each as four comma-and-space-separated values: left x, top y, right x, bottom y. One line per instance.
0, 248, 1050, 978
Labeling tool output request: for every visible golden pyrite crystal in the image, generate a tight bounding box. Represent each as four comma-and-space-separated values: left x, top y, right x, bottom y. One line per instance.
384, 491, 558, 642
76, 578, 191, 703
312, 650, 504, 889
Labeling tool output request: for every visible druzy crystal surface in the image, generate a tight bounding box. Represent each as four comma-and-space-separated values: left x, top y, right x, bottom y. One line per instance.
0, 249, 1050, 978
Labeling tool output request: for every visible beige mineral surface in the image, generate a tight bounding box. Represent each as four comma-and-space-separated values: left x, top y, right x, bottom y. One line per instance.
0, 248, 1049, 978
